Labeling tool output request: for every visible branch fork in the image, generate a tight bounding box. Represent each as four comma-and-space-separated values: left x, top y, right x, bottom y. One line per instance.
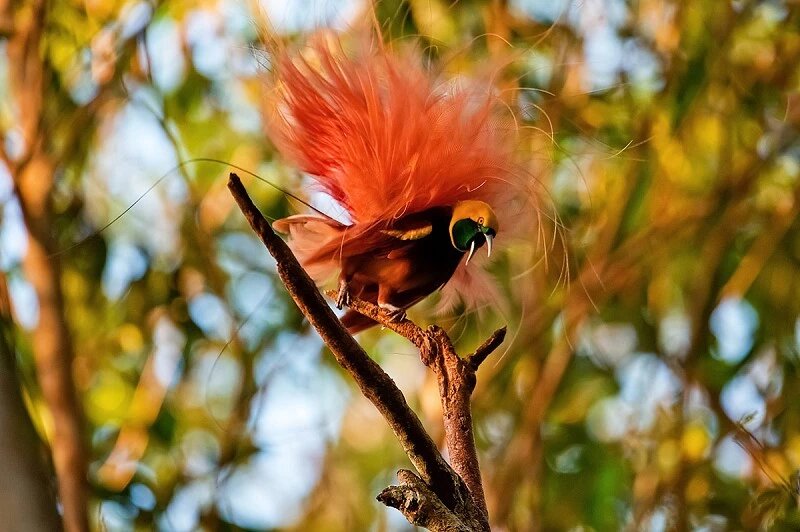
327, 291, 506, 522
228, 173, 504, 530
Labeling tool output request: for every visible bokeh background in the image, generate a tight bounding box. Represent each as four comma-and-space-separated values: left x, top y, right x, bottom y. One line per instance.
2, 0, 800, 530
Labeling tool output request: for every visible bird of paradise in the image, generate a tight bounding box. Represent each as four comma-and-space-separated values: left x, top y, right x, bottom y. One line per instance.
267, 33, 529, 333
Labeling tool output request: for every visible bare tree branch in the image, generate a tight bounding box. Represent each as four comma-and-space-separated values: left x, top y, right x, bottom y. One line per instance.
334, 293, 505, 524
227, 173, 499, 530
226, 175, 463, 499
377, 470, 472, 532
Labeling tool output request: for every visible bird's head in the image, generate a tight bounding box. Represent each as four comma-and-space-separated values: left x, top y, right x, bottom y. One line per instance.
449, 200, 499, 265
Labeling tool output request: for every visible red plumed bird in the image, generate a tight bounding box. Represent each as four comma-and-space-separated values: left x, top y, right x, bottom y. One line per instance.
268, 34, 525, 333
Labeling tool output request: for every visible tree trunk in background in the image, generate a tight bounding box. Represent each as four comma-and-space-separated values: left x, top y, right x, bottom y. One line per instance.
0, 275, 63, 531
4, 0, 90, 528
16, 155, 89, 532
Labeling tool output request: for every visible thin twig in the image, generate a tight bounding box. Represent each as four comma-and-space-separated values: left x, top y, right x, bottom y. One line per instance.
468, 327, 507, 371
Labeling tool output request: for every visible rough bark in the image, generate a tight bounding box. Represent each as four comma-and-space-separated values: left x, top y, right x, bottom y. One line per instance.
227, 173, 503, 530
377, 470, 473, 532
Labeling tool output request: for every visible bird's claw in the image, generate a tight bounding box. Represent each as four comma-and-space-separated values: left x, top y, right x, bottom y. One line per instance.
336, 280, 351, 310
379, 303, 406, 323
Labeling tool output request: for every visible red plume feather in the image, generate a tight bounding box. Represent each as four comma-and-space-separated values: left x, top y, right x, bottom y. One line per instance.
266, 33, 532, 312
266, 34, 522, 226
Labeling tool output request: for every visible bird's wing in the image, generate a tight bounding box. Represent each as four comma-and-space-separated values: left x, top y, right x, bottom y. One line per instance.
272, 215, 346, 281
273, 214, 345, 234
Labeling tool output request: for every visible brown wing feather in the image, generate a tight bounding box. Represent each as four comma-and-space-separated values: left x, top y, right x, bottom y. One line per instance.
272, 215, 347, 281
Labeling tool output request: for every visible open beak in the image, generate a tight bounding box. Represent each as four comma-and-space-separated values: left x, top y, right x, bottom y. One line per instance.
485, 233, 493, 258
465, 239, 477, 265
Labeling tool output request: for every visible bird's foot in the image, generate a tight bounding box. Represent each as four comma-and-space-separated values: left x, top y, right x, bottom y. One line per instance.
379, 302, 407, 323
335, 280, 351, 310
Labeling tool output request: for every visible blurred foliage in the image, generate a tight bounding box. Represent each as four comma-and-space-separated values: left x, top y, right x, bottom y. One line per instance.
2, 0, 800, 530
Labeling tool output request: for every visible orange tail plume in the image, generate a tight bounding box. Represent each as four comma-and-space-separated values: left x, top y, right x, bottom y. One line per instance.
265, 32, 535, 313
264, 33, 523, 227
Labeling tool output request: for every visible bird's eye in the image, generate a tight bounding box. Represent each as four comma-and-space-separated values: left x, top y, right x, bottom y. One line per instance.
477, 216, 484, 225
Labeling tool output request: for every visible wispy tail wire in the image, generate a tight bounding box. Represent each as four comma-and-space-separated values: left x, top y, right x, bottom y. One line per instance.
49, 157, 333, 258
